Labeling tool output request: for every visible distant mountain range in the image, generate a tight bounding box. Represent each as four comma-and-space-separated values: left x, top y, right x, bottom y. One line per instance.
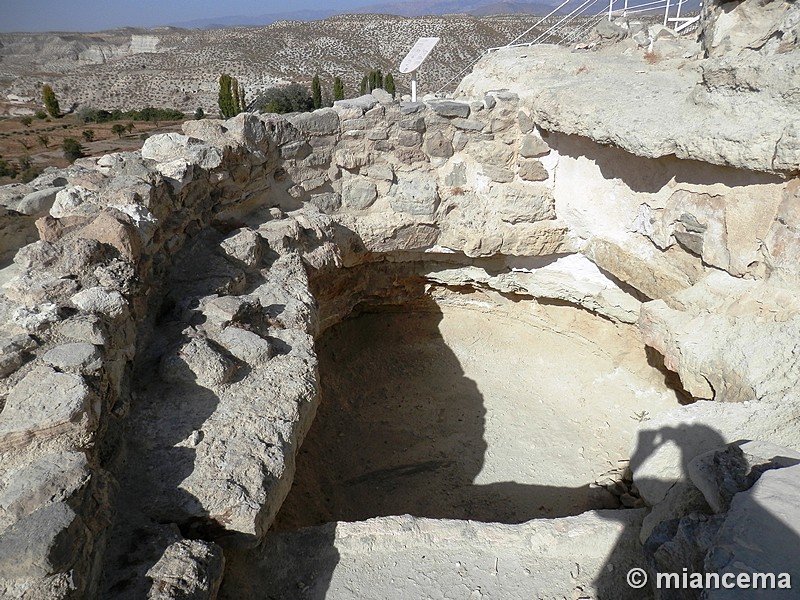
169, 0, 564, 29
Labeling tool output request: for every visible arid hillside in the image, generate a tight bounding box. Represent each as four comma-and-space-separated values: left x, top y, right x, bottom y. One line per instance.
0, 14, 564, 116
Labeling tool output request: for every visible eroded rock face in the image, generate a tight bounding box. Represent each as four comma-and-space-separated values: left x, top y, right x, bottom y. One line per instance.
0, 6, 798, 595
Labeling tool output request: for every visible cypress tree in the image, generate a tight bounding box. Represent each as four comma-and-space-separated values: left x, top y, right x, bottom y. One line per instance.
311, 75, 322, 109
376, 69, 384, 89
42, 84, 60, 118
359, 75, 368, 96
232, 77, 240, 116
333, 77, 344, 101
385, 73, 396, 98
218, 74, 235, 119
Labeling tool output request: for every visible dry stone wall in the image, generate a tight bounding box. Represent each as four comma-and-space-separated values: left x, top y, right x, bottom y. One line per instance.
0, 24, 799, 594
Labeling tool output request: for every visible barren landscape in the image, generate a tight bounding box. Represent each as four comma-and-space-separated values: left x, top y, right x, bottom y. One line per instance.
0, 14, 571, 116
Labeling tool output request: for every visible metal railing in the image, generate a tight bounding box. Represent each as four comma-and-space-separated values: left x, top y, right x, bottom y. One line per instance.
434, 0, 700, 93
486, 0, 700, 51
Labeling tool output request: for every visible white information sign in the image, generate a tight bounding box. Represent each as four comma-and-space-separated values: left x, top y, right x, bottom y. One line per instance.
399, 37, 440, 74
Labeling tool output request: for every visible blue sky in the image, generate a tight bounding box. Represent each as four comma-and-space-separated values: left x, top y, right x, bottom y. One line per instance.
0, 0, 372, 32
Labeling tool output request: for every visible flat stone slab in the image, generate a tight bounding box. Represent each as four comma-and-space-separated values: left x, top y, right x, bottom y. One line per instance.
221, 512, 649, 599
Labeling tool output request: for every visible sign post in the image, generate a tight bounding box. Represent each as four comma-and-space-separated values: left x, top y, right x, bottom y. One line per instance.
399, 37, 440, 103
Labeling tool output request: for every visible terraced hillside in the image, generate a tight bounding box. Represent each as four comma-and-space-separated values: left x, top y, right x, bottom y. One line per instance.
0, 14, 570, 116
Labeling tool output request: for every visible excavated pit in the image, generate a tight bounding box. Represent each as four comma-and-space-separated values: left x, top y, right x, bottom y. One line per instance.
275, 285, 681, 529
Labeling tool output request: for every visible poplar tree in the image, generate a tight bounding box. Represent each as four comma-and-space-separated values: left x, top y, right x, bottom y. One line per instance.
311, 75, 322, 109
42, 84, 60, 118
231, 77, 241, 116
385, 73, 396, 98
333, 77, 344, 101
218, 74, 236, 119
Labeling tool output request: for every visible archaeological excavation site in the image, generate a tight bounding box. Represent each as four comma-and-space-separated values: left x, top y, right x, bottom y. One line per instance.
0, 0, 799, 597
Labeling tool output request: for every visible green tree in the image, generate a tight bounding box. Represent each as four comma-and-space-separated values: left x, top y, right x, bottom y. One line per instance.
82, 129, 95, 142
36, 133, 50, 148
232, 76, 241, 116
20, 116, 32, 127
42, 84, 60, 118
359, 75, 368, 96
194, 107, 205, 120
62, 138, 85, 162
333, 77, 344, 101
311, 75, 322, 109
218, 73, 236, 119
111, 124, 126, 138
385, 73, 396, 98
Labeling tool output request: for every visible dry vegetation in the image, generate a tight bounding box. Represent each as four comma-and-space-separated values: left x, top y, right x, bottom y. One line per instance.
0, 14, 583, 116
0, 112, 183, 185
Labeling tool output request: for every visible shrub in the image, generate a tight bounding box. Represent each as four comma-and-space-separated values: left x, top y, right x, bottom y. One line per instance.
62, 138, 86, 162
0, 159, 17, 178
20, 116, 33, 127
34, 110, 47, 119
256, 83, 313, 114
82, 129, 95, 142
20, 167, 43, 183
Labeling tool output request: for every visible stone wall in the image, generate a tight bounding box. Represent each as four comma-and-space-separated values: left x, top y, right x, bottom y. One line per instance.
0, 45, 798, 596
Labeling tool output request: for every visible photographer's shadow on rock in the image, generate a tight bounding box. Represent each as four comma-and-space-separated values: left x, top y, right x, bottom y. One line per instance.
594, 423, 800, 599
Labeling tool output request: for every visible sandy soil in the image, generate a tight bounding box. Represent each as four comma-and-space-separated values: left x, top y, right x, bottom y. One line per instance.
276, 293, 679, 528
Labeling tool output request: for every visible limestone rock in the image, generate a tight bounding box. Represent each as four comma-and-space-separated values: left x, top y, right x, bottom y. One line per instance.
146, 539, 224, 600
390, 173, 440, 216
77, 210, 142, 262
287, 108, 339, 136
14, 187, 63, 216
688, 441, 800, 513
43, 342, 103, 373
220, 228, 264, 268
334, 94, 378, 112
518, 159, 548, 181
496, 183, 555, 223
341, 177, 378, 210
0, 502, 86, 580
370, 88, 394, 105
0, 366, 97, 450
426, 100, 470, 119
705, 464, 800, 596
222, 512, 648, 599
398, 116, 425, 132
309, 192, 342, 213
0, 451, 89, 532
70, 287, 128, 318
50, 186, 99, 219
216, 326, 273, 366
141, 133, 223, 171
159, 337, 237, 387
519, 134, 550, 158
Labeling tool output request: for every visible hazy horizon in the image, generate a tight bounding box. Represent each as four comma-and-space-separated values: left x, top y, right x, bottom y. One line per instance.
0, 0, 380, 32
